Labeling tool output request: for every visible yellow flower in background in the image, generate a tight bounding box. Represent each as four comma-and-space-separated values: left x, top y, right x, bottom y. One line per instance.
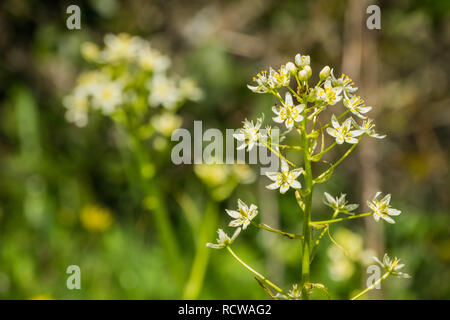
80, 205, 114, 233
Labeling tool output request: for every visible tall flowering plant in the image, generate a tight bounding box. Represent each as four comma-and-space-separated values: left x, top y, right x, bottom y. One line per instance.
64, 33, 202, 290
207, 54, 410, 299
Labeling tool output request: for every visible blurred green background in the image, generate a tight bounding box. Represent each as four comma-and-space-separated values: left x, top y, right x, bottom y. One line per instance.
0, 0, 449, 299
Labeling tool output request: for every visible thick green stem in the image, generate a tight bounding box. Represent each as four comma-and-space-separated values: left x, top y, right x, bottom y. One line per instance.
300, 101, 313, 299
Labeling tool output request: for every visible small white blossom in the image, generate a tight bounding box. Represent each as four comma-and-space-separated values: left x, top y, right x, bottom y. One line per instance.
148, 74, 181, 110
326, 115, 364, 144
272, 92, 305, 129
267, 66, 290, 88
323, 192, 359, 215
151, 112, 182, 136
315, 80, 342, 105
373, 254, 411, 278
275, 284, 302, 300
265, 160, 304, 194
294, 54, 310, 68
206, 228, 241, 249
358, 118, 386, 139
285, 61, 297, 74
248, 70, 270, 93
367, 192, 401, 224
225, 199, 258, 230
330, 70, 358, 99
343, 95, 372, 119
233, 117, 266, 151
91, 79, 124, 115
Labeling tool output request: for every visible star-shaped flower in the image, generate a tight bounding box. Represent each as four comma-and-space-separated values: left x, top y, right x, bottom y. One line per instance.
323, 192, 359, 215
225, 199, 258, 230
358, 118, 386, 139
265, 160, 304, 194
233, 117, 266, 151
343, 95, 372, 119
367, 192, 401, 224
272, 92, 305, 129
206, 228, 241, 249
373, 254, 411, 278
326, 115, 364, 144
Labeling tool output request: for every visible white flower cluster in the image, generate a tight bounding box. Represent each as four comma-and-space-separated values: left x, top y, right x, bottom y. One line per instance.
64, 33, 202, 132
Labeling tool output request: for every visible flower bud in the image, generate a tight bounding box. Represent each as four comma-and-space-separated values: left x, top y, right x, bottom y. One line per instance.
285, 62, 297, 74
298, 69, 308, 81
319, 66, 331, 81
304, 65, 312, 78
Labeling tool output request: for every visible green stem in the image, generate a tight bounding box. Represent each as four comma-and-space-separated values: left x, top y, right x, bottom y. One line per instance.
351, 272, 390, 300
310, 212, 373, 226
251, 221, 303, 240
300, 99, 313, 300
226, 246, 285, 295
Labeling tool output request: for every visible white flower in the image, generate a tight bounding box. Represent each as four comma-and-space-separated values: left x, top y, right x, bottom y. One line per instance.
151, 112, 182, 136
206, 228, 241, 249
225, 199, 258, 230
265, 160, 304, 194
294, 54, 310, 68
323, 192, 359, 215
248, 70, 270, 93
91, 79, 124, 114
326, 115, 364, 144
373, 254, 411, 278
233, 117, 265, 151
102, 33, 142, 63
275, 284, 302, 300
137, 45, 171, 73
272, 92, 305, 129
285, 61, 297, 74
367, 192, 401, 224
63, 89, 89, 127
330, 70, 358, 99
343, 95, 372, 119
358, 118, 386, 139
179, 78, 203, 101
148, 74, 181, 110
267, 66, 290, 88
314, 80, 342, 106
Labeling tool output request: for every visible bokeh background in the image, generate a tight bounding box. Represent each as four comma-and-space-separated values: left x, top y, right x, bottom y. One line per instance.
0, 0, 449, 299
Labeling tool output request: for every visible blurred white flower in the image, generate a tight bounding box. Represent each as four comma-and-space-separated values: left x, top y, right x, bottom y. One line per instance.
151, 112, 182, 136
102, 33, 143, 63
272, 92, 305, 129
226, 199, 258, 230
367, 192, 401, 224
206, 228, 241, 249
148, 74, 180, 110
179, 78, 203, 101
137, 45, 171, 73
265, 160, 303, 194
63, 89, 89, 127
91, 79, 124, 114
373, 254, 410, 278
326, 115, 364, 144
